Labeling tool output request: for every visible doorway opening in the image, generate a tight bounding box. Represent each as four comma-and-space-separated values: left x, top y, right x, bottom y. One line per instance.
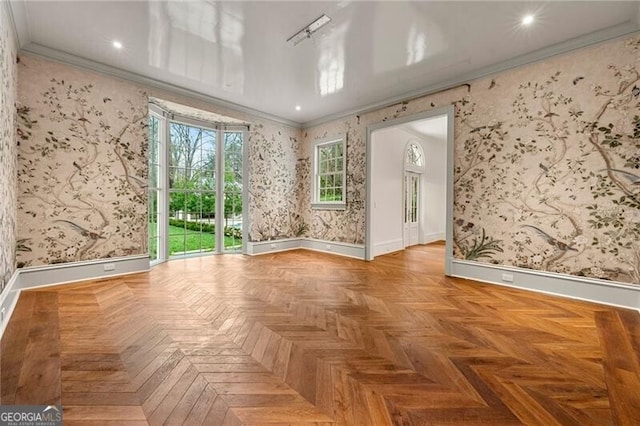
404, 171, 421, 247
366, 106, 453, 274
403, 141, 425, 248
148, 98, 249, 264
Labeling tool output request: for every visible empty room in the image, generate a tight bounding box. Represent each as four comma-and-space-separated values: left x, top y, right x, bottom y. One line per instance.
0, 1, 639, 424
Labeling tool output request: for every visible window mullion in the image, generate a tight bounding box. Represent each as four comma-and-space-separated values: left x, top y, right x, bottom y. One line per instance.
162, 113, 171, 262
216, 128, 224, 253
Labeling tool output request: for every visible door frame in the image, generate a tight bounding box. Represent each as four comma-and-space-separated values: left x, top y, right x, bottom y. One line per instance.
365, 105, 454, 275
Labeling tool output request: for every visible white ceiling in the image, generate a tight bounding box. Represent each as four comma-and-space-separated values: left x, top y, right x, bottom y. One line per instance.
10, 1, 640, 126
403, 115, 448, 141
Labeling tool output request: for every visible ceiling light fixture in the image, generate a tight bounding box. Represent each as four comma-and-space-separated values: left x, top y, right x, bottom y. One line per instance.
112, 40, 123, 49
522, 14, 534, 25
295, 105, 301, 111
287, 14, 331, 46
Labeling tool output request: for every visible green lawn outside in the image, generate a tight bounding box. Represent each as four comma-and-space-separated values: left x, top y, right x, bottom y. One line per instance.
149, 223, 241, 258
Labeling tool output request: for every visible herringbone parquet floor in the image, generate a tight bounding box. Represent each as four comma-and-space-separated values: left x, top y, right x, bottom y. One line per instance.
2, 244, 639, 425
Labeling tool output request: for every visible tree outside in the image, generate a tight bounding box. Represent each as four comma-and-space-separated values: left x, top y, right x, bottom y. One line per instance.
164, 123, 243, 255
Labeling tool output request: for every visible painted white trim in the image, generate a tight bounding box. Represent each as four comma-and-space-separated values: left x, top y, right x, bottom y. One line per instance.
422, 233, 445, 245
311, 134, 347, 210
0, 255, 149, 340
444, 110, 455, 276
17, 255, 150, 290
246, 238, 366, 259
373, 239, 404, 257
241, 128, 249, 255
18, 44, 301, 129
246, 238, 303, 256
300, 238, 365, 260
450, 259, 640, 311
3, 0, 28, 49
0, 271, 21, 339
303, 22, 640, 128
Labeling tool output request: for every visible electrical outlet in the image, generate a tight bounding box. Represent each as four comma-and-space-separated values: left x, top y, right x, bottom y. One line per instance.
103, 263, 116, 272
270, 243, 277, 249
325, 244, 332, 251
501, 273, 514, 283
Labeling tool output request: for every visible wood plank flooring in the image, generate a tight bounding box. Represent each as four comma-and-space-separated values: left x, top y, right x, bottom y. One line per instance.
2, 244, 640, 425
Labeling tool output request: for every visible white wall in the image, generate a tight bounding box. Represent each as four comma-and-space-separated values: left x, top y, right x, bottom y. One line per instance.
371, 127, 406, 256
370, 118, 447, 257
419, 132, 447, 243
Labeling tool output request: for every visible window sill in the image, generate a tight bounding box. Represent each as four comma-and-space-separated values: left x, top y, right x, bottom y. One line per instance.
311, 202, 346, 211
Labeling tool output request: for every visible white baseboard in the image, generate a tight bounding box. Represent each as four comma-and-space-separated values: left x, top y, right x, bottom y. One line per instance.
247, 238, 366, 260
450, 259, 640, 311
17, 255, 150, 290
0, 255, 150, 339
245, 238, 302, 255
373, 239, 404, 257
300, 238, 365, 259
422, 232, 445, 244
0, 270, 21, 339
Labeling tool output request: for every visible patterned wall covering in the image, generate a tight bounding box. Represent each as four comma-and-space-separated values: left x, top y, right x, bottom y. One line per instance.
16, 55, 148, 267
0, 4, 18, 293
14, 54, 303, 264
141, 90, 304, 243
302, 126, 366, 244
247, 121, 305, 241
303, 35, 640, 286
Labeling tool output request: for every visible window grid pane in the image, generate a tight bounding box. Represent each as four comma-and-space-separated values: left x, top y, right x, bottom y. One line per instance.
316, 141, 344, 203
406, 143, 424, 167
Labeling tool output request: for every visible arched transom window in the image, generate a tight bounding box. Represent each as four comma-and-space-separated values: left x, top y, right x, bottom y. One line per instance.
405, 141, 425, 170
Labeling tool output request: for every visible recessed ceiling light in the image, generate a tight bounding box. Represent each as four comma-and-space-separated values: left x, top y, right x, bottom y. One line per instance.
295, 105, 301, 111
112, 40, 123, 49
522, 14, 534, 25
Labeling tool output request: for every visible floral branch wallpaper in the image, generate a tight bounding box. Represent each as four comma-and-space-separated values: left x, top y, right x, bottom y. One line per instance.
8, 32, 639, 288
0, 3, 18, 294
16, 55, 148, 267
303, 34, 640, 286
247, 121, 306, 241
301, 126, 366, 244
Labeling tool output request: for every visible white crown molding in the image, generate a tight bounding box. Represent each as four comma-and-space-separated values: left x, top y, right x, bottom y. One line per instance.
302, 21, 640, 129
4, 0, 29, 49
18, 42, 302, 129
8, 0, 639, 131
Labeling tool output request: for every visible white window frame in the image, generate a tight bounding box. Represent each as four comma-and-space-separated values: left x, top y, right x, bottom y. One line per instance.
148, 109, 166, 266
148, 102, 248, 263
311, 134, 347, 210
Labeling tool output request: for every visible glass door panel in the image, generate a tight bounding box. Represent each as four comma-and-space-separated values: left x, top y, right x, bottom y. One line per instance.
150, 108, 244, 261
168, 122, 217, 258
223, 131, 243, 252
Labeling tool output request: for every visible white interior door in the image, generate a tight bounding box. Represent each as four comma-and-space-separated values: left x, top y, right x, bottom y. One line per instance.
404, 172, 420, 247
